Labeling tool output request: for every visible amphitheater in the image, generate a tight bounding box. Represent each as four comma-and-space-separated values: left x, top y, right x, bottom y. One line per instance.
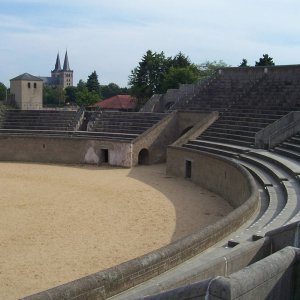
1, 65, 300, 300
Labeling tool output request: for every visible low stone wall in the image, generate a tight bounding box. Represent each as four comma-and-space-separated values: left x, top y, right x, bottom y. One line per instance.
0, 136, 132, 167
209, 246, 300, 300
143, 238, 272, 299
266, 221, 300, 252
22, 147, 258, 300
151, 245, 300, 300
166, 146, 257, 208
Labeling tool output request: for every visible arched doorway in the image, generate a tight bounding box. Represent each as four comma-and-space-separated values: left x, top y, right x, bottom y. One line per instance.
164, 101, 174, 111
138, 148, 150, 165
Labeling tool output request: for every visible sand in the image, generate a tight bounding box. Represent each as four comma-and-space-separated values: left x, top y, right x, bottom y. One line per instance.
0, 162, 233, 299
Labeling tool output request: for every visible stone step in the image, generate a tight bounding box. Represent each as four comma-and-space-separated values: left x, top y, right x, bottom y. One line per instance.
201, 130, 255, 141
199, 136, 253, 147
1, 125, 70, 130
93, 128, 145, 134
191, 139, 250, 154
273, 147, 300, 162
207, 124, 261, 134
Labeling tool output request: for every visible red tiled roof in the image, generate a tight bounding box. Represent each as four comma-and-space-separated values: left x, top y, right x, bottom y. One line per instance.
92, 95, 136, 109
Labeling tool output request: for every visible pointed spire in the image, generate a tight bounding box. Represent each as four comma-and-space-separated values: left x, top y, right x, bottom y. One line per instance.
54, 52, 61, 71
63, 50, 70, 71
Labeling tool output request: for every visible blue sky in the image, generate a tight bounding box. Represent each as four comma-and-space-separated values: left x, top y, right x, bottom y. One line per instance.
1, 0, 300, 87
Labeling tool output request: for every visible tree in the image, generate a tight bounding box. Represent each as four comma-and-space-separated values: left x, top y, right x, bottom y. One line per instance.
162, 65, 200, 90
101, 83, 124, 99
198, 60, 230, 79
129, 50, 170, 107
65, 86, 77, 103
171, 52, 191, 68
75, 80, 100, 106
129, 50, 202, 107
43, 86, 65, 106
255, 54, 275, 66
0, 82, 7, 101
239, 59, 249, 67
86, 71, 101, 96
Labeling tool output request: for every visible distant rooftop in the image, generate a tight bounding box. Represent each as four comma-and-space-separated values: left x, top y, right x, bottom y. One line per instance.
91, 95, 137, 109
10, 73, 43, 82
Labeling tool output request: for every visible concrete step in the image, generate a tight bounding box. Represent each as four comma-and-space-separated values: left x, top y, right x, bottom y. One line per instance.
201, 130, 255, 142
191, 140, 251, 154
205, 126, 258, 136
273, 147, 300, 162
199, 136, 254, 147
93, 128, 145, 134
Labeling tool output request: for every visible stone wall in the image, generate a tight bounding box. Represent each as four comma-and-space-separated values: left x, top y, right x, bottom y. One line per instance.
132, 111, 216, 166
0, 136, 132, 167
147, 245, 299, 300
166, 146, 256, 208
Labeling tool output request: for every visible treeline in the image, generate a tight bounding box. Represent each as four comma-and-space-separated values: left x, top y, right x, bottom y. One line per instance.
0, 52, 276, 107
44, 71, 129, 106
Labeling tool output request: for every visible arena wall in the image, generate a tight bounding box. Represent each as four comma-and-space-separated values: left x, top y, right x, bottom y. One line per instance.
166, 146, 256, 208
133, 111, 216, 165
0, 136, 132, 167
22, 148, 258, 300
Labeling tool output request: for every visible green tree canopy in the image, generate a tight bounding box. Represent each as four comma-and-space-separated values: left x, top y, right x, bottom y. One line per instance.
129, 50, 169, 105
255, 54, 275, 66
162, 65, 200, 91
171, 52, 191, 68
75, 80, 100, 106
86, 71, 101, 96
101, 83, 129, 99
0, 82, 7, 101
198, 60, 230, 79
239, 58, 249, 67
129, 50, 203, 107
65, 86, 77, 103
43, 86, 65, 106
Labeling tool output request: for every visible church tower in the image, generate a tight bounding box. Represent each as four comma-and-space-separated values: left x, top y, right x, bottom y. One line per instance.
51, 53, 62, 80
50, 51, 73, 88
61, 51, 73, 88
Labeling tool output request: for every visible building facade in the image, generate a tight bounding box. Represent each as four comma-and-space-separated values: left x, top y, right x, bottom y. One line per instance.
10, 73, 43, 110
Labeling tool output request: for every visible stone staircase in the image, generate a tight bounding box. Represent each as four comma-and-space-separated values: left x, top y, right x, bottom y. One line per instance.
0, 109, 78, 131
88, 111, 167, 141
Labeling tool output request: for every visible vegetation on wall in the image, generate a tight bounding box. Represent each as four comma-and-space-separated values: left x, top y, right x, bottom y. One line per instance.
238, 54, 275, 67
0, 82, 7, 101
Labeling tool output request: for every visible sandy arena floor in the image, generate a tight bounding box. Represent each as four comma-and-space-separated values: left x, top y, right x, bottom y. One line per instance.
0, 162, 233, 299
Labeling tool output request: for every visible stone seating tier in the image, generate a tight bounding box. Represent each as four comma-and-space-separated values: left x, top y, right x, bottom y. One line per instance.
0, 110, 78, 131
274, 133, 300, 162
182, 140, 300, 236
89, 112, 166, 136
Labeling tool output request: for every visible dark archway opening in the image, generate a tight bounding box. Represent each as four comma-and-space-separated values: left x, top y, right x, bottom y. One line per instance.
101, 149, 109, 163
138, 148, 150, 165
185, 160, 192, 178
164, 101, 175, 111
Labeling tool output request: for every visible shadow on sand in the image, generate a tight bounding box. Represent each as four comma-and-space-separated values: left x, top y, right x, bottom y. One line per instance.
127, 164, 233, 243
